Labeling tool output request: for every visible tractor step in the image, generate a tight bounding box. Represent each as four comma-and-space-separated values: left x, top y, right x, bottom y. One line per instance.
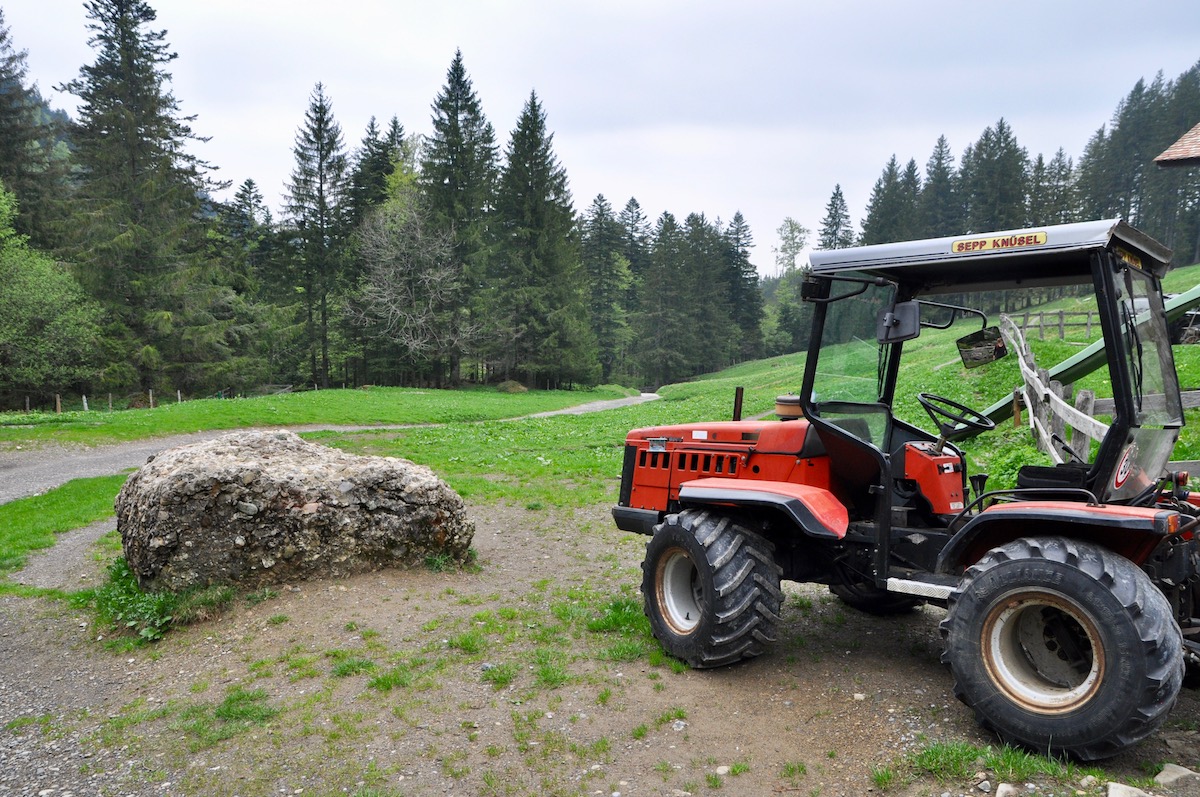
886, 572, 960, 601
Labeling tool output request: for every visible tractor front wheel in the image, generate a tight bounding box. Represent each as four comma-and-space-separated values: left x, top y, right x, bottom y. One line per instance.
642, 510, 782, 668
941, 537, 1182, 760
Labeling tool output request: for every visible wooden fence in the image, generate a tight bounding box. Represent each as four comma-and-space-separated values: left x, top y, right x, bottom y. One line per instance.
999, 315, 1200, 473
1011, 310, 1100, 341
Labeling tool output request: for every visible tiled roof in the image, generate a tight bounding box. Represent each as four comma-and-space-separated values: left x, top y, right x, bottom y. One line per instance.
1155, 122, 1200, 166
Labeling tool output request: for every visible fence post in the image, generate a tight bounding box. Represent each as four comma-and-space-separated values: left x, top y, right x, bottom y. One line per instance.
1050, 380, 1067, 451
82, 394, 89, 412
177, 389, 182, 403
1038, 312, 1045, 340
1073, 390, 1096, 459
149, 389, 154, 409
55, 394, 61, 414
108, 393, 113, 411
24, 396, 29, 413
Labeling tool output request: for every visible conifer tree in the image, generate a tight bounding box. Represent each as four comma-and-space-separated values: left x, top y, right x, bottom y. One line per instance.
1027, 151, 1077, 226
635, 212, 688, 387
860, 156, 917, 244
0, 10, 59, 245
580, 194, 631, 381
724, 212, 764, 359
678, 212, 737, 372
817, 185, 855, 249
60, 0, 231, 392
958, 119, 1027, 232
493, 91, 597, 387
419, 50, 498, 383
617, 197, 652, 278
285, 82, 349, 387
346, 116, 406, 232
920, 136, 961, 237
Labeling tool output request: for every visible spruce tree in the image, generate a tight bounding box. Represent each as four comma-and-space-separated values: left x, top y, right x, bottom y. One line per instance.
580, 194, 631, 381
817, 185, 855, 249
492, 91, 597, 387
617, 197, 652, 279
634, 212, 688, 387
419, 50, 498, 383
920, 136, 960, 237
958, 119, 1028, 232
724, 212, 764, 359
346, 116, 406, 232
60, 0, 229, 392
0, 10, 58, 245
285, 82, 349, 388
679, 212, 737, 373
860, 156, 923, 244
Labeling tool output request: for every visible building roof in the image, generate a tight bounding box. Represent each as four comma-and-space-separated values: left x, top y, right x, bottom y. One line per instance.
1155, 122, 1200, 166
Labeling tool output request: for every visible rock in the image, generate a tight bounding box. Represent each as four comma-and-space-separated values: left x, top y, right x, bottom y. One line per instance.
995, 784, 1020, 797
1156, 763, 1200, 786
1107, 783, 1153, 797
116, 430, 474, 591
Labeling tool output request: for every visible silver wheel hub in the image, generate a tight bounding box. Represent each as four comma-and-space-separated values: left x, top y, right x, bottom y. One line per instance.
659, 548, 703, 634
982, 590, 1103, 713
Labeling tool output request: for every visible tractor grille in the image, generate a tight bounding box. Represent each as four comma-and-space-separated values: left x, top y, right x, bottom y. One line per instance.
637, 448, 738, 477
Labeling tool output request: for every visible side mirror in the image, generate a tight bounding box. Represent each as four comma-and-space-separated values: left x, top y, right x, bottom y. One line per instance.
877, 300, 920, 343
956, 326, 1008, 368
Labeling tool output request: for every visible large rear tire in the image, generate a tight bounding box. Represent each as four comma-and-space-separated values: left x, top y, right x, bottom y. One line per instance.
642, 510, 783, 668
940, 537, 1182, 760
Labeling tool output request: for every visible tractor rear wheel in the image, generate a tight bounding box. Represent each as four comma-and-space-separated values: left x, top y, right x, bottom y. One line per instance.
642, 510, 782, 668
941, 537, 1182, 760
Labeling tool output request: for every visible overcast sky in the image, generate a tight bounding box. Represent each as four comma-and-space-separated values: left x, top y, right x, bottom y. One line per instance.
5, 1, 1199, 274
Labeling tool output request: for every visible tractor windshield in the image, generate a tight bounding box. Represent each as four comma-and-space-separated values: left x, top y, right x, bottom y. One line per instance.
806, 277, 896, 446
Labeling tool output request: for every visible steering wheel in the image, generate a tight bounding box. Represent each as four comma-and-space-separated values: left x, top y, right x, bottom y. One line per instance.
917, 392, 995, 437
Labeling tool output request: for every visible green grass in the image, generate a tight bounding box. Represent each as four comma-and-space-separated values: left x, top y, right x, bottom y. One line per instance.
73, 557, 237, 642
903, 741, 1103, 789
170, 685, 279, 751
0, 384, 634, 446
0, 474, 127, 573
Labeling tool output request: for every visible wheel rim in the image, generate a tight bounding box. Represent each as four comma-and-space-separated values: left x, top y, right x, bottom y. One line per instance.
657, 546, 703, 635
981, 590, 1104, 714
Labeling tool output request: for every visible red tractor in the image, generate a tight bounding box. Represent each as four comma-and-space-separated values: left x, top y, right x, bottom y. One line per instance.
613, 219, 1197, 760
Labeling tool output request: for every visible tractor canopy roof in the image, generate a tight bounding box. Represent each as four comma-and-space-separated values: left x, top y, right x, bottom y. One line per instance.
808, 219, 1172, 295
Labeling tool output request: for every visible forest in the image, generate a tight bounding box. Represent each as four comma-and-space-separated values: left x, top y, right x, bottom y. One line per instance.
0, 0, 1197, 407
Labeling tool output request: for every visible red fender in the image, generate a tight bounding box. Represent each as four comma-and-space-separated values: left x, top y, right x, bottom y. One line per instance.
678, 477, 849, 539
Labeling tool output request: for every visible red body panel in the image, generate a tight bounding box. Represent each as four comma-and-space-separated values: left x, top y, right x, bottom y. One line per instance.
623, 420, 833, 515
903, 442, 966, 514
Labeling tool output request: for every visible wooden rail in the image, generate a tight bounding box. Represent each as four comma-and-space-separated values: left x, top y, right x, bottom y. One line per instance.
999, 315, 1199, 474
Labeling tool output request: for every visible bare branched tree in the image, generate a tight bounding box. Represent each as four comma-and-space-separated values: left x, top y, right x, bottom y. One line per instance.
350, 200, 477, 377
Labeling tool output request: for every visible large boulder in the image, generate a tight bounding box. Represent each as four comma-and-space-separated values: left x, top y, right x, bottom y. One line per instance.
116, 430, 474, 592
